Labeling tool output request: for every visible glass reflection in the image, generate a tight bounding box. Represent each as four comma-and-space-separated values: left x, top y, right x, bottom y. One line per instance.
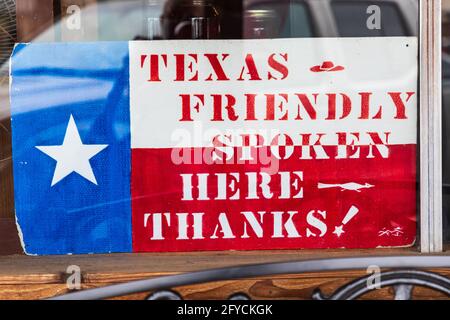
0, 0, 426, 253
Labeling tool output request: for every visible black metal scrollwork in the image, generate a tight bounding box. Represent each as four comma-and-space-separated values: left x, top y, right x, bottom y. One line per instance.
144, 271, 450, 300
147, 291, 251, 300
312, 270, 450, 300
147, 290, 183, 300
49, 256, 450, 300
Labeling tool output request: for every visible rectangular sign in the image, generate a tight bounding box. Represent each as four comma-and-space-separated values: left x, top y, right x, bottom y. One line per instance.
10, 38, 418, 255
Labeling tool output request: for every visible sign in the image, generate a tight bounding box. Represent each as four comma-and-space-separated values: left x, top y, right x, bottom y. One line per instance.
10, 38, 417, 255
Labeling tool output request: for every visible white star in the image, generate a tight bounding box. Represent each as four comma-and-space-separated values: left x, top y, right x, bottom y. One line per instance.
333, 225, 345, 237
36, 115, 108, 187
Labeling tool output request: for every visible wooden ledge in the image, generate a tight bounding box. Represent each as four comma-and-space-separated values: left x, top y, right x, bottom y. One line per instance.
1, 248, 449, 300
0, 247, 448, 283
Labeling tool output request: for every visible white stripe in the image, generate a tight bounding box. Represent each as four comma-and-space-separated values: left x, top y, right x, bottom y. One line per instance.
129, 38, 417, 149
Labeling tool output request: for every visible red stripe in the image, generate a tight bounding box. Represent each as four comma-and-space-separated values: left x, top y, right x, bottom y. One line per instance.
131, 145, 416, 252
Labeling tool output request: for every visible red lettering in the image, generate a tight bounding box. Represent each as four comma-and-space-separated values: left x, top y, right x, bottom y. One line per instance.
205, 54, 230, 81
238, 54, 262, 81
268, 53, 289, 80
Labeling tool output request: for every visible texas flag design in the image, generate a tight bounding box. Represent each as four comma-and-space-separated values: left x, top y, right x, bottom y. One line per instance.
10, 38, 418, 255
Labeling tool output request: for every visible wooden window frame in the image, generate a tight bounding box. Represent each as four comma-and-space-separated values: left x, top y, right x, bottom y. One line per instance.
420, 0, 443, 252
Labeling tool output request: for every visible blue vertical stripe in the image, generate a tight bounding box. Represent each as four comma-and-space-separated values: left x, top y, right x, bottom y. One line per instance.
10, 42, 132, 255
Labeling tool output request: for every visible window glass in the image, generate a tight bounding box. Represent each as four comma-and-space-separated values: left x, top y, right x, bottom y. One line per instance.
442, 2, 450, 243
0, 1, 15, 243
0, 0, 15, 68
0, 0, 421, 255
331, 1, 408, 37
245, 1, 313, 38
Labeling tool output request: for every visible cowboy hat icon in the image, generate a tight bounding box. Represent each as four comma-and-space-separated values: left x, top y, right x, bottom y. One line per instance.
310, 61, 345, 72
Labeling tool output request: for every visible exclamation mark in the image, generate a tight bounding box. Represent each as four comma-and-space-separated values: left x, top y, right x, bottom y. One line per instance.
342, 206, 359, 225
333, 206, 360, 237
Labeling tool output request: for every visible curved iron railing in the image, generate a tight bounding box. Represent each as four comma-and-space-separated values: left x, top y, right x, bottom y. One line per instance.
49, 255, 450, 300
313, 270, 450, 300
